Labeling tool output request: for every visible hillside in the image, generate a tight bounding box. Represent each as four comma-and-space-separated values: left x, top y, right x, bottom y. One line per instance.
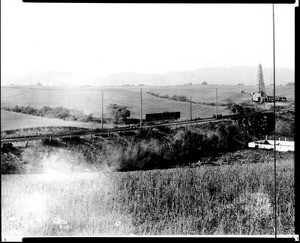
1, 110, 101, 131
1, 85, 237, 121
1, 84, 294, 121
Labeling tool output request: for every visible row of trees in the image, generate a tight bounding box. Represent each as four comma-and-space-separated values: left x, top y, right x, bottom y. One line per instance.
147, 92, 229, 106
3, 105, 97, 123
147, 92, 190, 102
3, 104, 132, 124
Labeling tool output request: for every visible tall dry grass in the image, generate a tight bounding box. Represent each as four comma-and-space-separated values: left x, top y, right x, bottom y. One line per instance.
1, 157, 294, 239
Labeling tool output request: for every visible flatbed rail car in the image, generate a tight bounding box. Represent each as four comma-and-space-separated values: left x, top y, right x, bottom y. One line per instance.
212, 114, 223, 119
265, 95, 287, 102
145, 112, 181, 123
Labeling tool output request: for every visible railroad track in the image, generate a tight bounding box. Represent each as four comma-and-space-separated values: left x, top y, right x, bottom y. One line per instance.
0, 110, 282, 145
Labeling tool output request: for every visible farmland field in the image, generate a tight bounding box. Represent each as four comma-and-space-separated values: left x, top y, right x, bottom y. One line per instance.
1, 85, 295, 123
1, 152, 294, 240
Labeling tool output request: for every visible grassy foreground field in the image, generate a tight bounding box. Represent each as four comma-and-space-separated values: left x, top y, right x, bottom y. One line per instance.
1, 154, 294, 239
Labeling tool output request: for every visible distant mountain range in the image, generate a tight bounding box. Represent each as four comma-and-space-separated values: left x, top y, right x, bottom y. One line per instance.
2, 66, 294, 86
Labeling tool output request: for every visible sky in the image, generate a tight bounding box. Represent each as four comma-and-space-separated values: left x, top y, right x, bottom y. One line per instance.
1, 1, 296, 80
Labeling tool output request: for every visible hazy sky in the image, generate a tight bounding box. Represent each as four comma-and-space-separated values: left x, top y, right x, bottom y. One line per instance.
1, 0, 296, 79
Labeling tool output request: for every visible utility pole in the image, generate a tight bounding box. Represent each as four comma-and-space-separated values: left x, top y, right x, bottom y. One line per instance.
190, 96, 192, 121
215, 88, 218, 118
272, 3, 277, 238
101, 91, 104, 130
140, 88, 143, 128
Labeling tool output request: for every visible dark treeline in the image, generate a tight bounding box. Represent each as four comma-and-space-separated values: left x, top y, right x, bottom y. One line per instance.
2, 105, 101, 123
147, 92, 189, 102
109, 121, 251, 171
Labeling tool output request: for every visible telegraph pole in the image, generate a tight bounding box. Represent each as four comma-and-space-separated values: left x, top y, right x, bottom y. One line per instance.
101, 91, 104, 130
140, 88, 143, 128
272, 3, 277, 238
190, 96, 192, 121
215, 88, 218, 118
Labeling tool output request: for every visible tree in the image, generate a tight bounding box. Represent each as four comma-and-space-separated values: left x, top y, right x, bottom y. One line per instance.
227, 103, 257, 115
106, 104, 131, 124
227, 103, 245, 114
201, 81, 208, 85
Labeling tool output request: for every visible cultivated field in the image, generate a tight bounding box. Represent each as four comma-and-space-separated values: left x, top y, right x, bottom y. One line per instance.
1, 85, 294, 123
1, 153, 294, 240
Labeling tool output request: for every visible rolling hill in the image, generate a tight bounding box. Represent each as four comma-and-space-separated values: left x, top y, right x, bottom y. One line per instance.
2, 66, 294, 86
1, 84, 294, 131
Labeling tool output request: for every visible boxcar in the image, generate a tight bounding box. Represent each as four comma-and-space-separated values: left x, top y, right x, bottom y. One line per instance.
145, 112, 180, 122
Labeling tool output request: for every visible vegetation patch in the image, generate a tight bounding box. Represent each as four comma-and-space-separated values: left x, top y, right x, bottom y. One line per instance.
1, 158, 294, 237
147, 91, 228, 106
2, 105, 101, 123
1, 120, 252, 174
274, 110, 295, 139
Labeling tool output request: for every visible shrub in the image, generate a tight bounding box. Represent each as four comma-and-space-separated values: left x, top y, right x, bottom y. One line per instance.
274, 111, 294, 138
106, 104, 131, 124
227, 102, 261, 115
1, 152, 24, 174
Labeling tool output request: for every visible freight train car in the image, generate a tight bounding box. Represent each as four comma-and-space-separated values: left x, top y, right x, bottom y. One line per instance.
265, 95, 287, 102
145, 112, 180, 123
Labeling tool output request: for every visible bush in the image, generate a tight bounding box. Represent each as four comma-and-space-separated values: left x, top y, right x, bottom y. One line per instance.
170, 95, 189, 102
147, 92, 190, 103
43, 106, 71, 120
1, 152, 24, 174
274, 111, 294, 138
227, 102, 262, 114
106, 104, 131, 124
214, 122, 249, 152
12, 105, 21, 113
